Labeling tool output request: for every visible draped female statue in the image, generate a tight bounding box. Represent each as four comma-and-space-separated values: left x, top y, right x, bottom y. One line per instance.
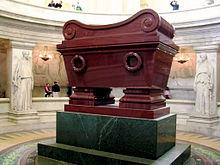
12, 51, 33, 111
194, 53, 214, 115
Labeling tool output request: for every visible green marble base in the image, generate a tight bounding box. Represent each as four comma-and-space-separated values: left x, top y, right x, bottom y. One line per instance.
38, 140, 191, 165
35, 155, 74, 165
56, 112, 176, 159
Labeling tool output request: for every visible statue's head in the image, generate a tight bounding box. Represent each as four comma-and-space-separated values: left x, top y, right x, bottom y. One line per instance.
22, 51, 30, 60
199, 53, 207, 63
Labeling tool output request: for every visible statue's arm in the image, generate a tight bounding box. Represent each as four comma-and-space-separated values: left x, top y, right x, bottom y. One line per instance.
193, 73, 198, 92
31, 70, 34, 89
209, 66, 214, 90
12, 63, 21, 87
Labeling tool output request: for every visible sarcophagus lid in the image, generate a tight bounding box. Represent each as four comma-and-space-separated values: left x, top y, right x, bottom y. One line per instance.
57, 9, 178, 89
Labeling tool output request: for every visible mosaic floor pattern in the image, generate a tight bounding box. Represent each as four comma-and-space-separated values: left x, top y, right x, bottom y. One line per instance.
0, 129, 219, 165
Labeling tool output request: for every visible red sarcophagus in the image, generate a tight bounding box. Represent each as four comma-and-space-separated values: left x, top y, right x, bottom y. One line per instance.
57, 9, 178, 119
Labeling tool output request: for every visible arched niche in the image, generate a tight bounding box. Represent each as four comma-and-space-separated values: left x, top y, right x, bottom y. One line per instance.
32, 43, 68, 97
168, 46, 196, 100
0, 39, 10, 98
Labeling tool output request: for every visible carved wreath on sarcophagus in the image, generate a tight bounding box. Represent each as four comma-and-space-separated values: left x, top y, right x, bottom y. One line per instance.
71, 55, 87, 73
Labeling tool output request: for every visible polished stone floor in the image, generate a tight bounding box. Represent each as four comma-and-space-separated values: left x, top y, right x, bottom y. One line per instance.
0, 129, 219, 165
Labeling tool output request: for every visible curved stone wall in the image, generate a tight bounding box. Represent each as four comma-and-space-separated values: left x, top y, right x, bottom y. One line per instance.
0, 0, 220, 44
1, 0, 220, 44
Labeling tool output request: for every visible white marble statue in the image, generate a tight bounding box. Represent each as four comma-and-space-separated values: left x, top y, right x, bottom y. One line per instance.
194, 53, 214, 115
12, 51, 33, 111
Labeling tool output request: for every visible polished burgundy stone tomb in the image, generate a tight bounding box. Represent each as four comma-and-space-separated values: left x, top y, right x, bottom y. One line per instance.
57, 9, 179, 119
37, 9, 191, 165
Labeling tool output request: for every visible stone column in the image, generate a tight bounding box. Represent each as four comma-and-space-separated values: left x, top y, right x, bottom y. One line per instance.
188, 45, 219, 136
8, 41, 39, 124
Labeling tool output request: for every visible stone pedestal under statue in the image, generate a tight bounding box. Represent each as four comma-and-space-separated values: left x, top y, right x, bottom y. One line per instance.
9, 41, 39, 124
188, 46, 219, 136
37, 9, 190, 164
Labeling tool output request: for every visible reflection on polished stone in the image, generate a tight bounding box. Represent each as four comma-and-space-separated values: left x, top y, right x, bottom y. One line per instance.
56, 112, 176, 159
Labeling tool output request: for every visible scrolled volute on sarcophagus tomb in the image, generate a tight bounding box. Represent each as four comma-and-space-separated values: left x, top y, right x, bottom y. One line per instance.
63, 26, 76, 40
57, 9, 179, 119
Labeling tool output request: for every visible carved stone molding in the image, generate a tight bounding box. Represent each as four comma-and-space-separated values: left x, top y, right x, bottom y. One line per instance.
10, 41, 35, 50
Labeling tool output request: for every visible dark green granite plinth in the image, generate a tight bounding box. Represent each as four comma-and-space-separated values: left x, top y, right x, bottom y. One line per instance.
56, 112, 176, 159
38, 140, 190, 165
